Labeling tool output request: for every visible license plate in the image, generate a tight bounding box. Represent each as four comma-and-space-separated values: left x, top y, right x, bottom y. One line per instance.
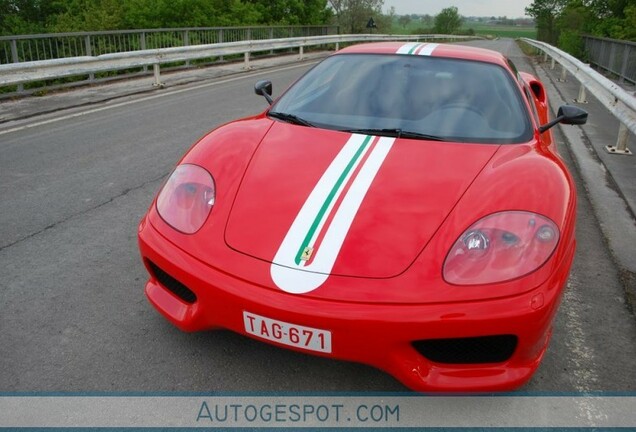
243, 311, 332, 353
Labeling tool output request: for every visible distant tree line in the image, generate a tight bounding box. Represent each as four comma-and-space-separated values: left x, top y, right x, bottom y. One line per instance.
398, 7, 466, 35
0, 0, 334, 35
328, 0, 390, 33
525, 0, 636, 56
0, 0, 466, 38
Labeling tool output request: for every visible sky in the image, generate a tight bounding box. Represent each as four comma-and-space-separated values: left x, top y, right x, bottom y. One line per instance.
382, 0, 533, 18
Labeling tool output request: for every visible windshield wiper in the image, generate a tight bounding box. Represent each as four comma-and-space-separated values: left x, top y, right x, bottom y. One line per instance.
268, 111, 315, 127
343, 128, 447, 141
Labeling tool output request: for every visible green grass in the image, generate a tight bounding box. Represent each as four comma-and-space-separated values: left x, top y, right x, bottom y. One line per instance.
390, 19, 537, 40
467, 23, 537, 39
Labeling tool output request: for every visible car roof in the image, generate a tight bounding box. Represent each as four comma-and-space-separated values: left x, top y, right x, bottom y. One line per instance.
335, 42, 509, 68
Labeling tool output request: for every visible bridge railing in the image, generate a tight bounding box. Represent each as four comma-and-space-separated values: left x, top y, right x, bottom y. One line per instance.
0, 26, 339, 64
582, 35, 636, 85
0, 25, 339, 94
521, 37, 635, 156
0, 33, 479, 96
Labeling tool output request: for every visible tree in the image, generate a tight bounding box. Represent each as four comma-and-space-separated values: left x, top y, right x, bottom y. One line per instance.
328, 0, 384, 33
398, 14, 411, 29
434, 6, 462, 34
52, 0, 125, 31
0, 0, 331, 34
421, 14, 433, 27
246, 0, 331, 25
525, 0, 567, 44
525, 0, 636, 44
620, 4, 636, 40
555, 0, 590, 56
1, 0, 63, 34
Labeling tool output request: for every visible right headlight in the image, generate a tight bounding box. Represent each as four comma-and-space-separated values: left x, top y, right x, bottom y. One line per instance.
443, 211, 559, 285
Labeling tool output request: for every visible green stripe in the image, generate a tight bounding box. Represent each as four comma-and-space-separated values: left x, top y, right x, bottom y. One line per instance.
407, 43, 421, 55
294, 135, 373, 265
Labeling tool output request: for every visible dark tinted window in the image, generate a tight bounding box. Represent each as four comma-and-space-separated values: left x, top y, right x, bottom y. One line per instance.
272, 53, 533, 144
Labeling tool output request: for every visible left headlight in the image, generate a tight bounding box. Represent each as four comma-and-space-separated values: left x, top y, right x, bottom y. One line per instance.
443, 211, 559, 285
156, 164, 215, 234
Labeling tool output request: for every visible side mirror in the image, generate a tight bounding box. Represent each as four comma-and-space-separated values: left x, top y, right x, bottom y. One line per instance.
557, 105, 588, 125
255, 80, 273, 105
539, 105, 588, 133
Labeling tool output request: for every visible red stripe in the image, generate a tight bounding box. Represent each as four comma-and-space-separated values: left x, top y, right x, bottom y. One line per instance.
414, 43, 427, 55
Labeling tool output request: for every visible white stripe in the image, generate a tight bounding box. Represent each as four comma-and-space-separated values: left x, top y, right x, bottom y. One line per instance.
271, 133, 367, 278
417, 43, 439, 56
302, 138, 373, 264
271, 136, 395, 294
396, 42, 420, 54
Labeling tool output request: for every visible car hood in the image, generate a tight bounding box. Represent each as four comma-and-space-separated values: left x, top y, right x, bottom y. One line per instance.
225, 122, 499, 284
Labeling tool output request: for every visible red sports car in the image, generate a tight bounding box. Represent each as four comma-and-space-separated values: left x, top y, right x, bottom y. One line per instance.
138, 42, 588, 391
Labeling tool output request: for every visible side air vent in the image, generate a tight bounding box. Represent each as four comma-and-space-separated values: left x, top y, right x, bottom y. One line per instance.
147, 261, 197, 304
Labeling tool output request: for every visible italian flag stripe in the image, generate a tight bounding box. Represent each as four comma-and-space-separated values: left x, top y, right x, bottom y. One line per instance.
271, 134, 396, 294
396, 42, 419, 54
408, 43, 423, 54
418, 43, 439, 56
396, 42, 438, 56
294, 134, 374, 265
302, 135, 380, 267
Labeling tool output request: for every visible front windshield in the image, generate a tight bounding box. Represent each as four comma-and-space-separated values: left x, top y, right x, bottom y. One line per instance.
271, 53, 533, 144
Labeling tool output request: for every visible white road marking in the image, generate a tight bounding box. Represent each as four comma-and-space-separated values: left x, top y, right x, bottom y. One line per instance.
0, 62, 318, 137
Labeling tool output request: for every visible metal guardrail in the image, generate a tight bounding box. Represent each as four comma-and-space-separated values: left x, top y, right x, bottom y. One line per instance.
521, 38, 635, 156
583, 35, 636, 85
0, 33, 479, 89
0, 25, 339, 94
0, 26, 339, 64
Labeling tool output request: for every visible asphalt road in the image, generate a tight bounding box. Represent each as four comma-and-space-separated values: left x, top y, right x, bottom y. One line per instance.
1, 39, 635, 392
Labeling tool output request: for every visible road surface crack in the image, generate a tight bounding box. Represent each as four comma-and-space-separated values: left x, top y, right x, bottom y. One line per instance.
0, 172, 168, 252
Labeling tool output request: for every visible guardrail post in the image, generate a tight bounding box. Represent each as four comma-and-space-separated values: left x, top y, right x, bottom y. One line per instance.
575, 84, 588, 103
270, 28, 274, 55
609, 42, 617, 74
184, 30, 190, 67
543, 51, 548, 63
605, 123, 633, 155
84, 35, 95, 82
335, 42, 339, 51
10, 39, 24, 93
219, 29, 224, 62
299, 45, 304, 60
558, 65, 567, 82
244, 52, 251, 69
550, 57, 556, 70
10, 38, 18, 62
619, 44, 629, 83
153, 64, 164, 87
141, 32, 148, 73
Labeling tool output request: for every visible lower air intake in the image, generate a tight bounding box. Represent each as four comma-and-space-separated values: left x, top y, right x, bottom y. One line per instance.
412, 335, 517, 364
147, 261, 197, 304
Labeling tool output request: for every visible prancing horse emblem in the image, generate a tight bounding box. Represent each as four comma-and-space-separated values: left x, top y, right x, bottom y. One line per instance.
300, 246, 314, 261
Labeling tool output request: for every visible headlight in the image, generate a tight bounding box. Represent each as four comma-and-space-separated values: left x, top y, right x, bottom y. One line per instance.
156, 164, 215, 234
443, 211, 559, 285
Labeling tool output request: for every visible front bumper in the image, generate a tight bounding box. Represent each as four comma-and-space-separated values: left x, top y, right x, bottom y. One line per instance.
138, 218, 573, 392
